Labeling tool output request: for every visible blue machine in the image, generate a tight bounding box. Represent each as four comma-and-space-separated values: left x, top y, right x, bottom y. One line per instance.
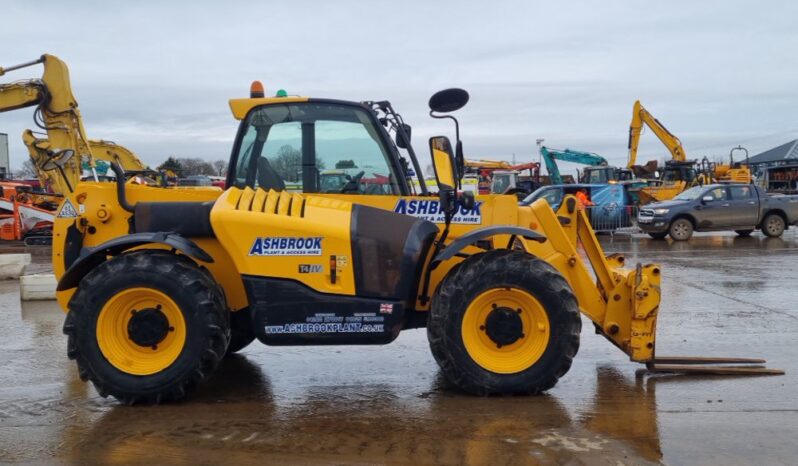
521, 183, 634, 230
539, 146, 639, 185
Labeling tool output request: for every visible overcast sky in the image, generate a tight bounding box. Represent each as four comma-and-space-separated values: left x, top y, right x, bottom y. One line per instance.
2, 0, 798, 177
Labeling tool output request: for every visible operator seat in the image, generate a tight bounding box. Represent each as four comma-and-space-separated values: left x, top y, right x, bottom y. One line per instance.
134, 200, 215, 238
256, 157, 285, 192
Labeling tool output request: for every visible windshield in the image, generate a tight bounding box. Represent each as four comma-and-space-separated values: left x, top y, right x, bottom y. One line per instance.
673, 186, 704, 201
584, 168, 611, 184
662, 168, 681, 182
230, 102, 403, 195
521, 186, 562, 206
491, 173, 512, 193
662, 166, 697, 183
319, 173, 349, 192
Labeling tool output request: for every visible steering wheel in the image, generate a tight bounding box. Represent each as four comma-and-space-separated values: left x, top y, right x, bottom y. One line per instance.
340, 171, 365, 193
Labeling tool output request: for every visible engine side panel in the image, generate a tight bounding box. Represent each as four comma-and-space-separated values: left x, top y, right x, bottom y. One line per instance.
211, 188, 358, 295
245, 277, 405, 345
212, 188, 438, 301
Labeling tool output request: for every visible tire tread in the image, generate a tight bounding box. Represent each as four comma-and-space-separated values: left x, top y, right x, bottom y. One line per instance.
428, 250, 581, 395
63, 251, 229, 404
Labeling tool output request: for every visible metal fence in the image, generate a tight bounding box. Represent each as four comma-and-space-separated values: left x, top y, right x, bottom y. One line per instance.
583, 204, 641, 234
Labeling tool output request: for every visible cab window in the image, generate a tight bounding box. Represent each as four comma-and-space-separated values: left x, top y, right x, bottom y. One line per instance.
706, 187, 727, 201
540, 188, 563, 206
729, 185, 753, 200
231, 102, 402, 195
585, 169, 609, 184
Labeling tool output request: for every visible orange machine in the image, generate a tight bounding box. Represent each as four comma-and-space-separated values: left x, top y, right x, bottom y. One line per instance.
0, 181, 58, 244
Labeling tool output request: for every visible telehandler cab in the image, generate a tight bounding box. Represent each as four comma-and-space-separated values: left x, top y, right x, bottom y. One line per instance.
2, 56, 772, 403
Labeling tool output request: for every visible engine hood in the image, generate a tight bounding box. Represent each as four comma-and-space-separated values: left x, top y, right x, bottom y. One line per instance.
643, 199, 690, 210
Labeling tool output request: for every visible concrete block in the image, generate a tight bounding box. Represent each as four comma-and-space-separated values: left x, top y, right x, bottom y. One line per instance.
20, 273, 57, 301
0, 253, 31, 279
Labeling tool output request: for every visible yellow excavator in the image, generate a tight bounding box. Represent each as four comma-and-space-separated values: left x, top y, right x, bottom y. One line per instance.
2, 55, 780, 404
0, 55, 153, 195
628, 101, 752, 204
627, 100, 702, 203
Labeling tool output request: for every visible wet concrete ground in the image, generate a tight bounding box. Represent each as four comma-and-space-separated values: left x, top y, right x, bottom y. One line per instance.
1, 232, 796, 465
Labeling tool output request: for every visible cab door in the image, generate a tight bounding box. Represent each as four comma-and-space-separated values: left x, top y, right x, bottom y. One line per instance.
696, 186, 730, 228
727, 185, 759, 226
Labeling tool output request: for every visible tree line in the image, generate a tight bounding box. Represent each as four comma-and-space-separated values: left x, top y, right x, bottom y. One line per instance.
14, 145, 321, 181
157, 157, 228, 177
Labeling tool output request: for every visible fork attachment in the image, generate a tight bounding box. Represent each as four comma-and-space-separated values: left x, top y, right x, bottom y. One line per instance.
646, 356, 784, 376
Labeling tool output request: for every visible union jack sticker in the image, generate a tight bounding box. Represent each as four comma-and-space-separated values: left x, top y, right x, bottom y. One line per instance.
379, 303, 394, 315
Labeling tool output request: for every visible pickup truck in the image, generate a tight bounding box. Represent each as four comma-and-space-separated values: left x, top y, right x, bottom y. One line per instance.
637, 184, 798, 240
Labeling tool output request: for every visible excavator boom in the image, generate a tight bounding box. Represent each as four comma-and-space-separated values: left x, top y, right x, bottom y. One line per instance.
464, 159, 512, 170
627, 100, 687, 168
0, 55, 149, 195
539, 146, 610, 185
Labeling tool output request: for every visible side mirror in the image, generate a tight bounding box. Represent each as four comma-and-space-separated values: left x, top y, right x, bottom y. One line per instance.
428, 88, 470, 114
395, 124, 412, 149
702, 195, 714, 203
455, 139, 465, 182
429, 136, 458, 215
429, 88, 469, 188
460, 190, 475, 210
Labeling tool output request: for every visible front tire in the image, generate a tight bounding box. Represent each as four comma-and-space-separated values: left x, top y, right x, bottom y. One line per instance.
761, 214, 785, 238
63, 251, 229, 404
428, 250, 581, 395
668, 218, 693, 241
735, 229, 754, 237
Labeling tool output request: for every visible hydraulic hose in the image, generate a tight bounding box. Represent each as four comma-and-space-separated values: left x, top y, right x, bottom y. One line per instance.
109, 162, 135, 213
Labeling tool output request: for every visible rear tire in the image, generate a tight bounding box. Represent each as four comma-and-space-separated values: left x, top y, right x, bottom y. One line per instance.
668, 218, 693, 241
63, 251, 229, 404
647, 232, 668, 240
428, 250, 581, 395
735, 229, 754, 237
761, 214, 785, 238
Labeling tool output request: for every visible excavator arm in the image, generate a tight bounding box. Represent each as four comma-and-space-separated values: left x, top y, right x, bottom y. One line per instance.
464, 159, 512, 170
0, 55, 149, 195
627, 100, 687, 168
0, 55, 93, 194
539, 146, 608, 185
538, 146, 563, 185
541, 147, 608, 166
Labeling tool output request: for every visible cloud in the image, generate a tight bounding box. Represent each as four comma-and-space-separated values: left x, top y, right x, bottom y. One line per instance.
2, 0, 798, 175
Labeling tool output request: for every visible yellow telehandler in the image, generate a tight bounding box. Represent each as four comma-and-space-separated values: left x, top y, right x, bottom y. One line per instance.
2, 55, 780, 404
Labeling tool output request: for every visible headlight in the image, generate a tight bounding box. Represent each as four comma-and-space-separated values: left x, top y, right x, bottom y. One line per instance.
653, 208, 669, 215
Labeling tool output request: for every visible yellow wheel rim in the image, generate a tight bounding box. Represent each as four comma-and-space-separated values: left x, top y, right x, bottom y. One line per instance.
96, 287, 187, 376
461, 288, 550, 374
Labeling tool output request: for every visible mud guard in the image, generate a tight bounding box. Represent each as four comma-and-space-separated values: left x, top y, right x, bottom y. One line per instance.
56, 232, 213, 291
433, 226, 546, 264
